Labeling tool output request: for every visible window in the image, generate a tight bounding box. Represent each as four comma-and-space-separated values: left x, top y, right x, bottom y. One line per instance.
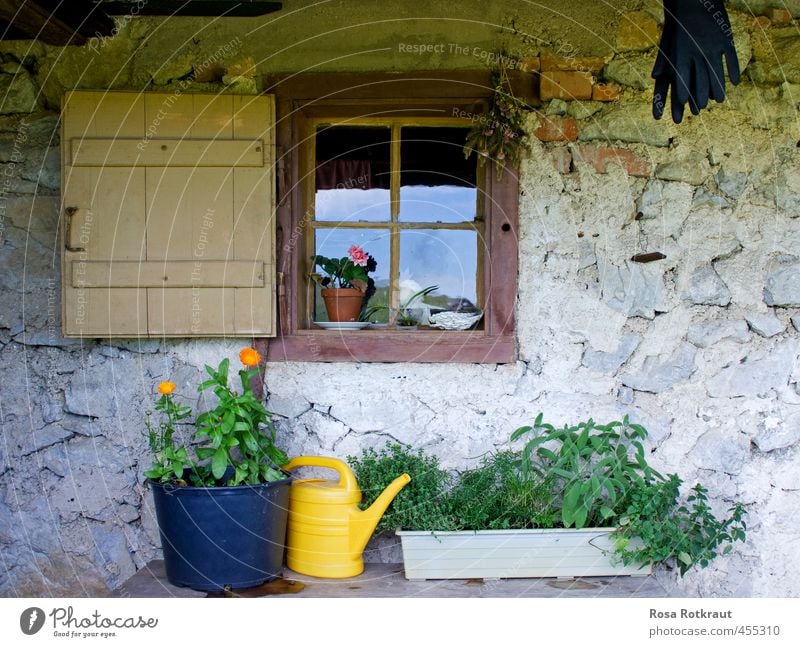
309, 123, 481, 325
268, 73, 518, 363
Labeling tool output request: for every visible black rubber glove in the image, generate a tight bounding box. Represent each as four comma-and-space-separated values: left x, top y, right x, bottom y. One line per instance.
652, 0, 740, 123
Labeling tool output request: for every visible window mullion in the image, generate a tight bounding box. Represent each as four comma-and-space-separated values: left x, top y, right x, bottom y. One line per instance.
390, 124, 401, 313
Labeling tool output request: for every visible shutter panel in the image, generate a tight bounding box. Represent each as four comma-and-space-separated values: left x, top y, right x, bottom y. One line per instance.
61, 91, 276, 337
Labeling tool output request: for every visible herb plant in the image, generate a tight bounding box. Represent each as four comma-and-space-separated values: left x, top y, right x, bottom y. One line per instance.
511, 413, 661, 529
354, 414, 748, 577
445, 450, 556, 530
613, 477, 747, 575
347, 443, 455, 533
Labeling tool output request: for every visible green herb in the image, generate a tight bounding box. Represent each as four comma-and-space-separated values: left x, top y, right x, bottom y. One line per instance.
445, 450, 556, 530
511, 413, 661, 529
613, 477, 747, 575
347, 443, 455, 533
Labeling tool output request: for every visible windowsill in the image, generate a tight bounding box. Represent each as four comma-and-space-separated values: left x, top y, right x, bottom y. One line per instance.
267, 329, 516, 363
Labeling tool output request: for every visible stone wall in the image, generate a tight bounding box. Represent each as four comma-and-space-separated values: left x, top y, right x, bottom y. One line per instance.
1, 1, 800, 597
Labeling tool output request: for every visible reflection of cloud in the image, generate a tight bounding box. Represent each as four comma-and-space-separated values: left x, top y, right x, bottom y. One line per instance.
315, 188, 390, 221
401, 230, 476, 302
399, 185, 477, 222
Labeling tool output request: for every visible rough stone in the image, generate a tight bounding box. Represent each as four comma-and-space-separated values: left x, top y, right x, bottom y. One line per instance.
774, 162, 800, 216
0, 70, 43, 114
603, 54, 652, 90
566, 101, 604, 119
616, 11, 660, 52
598, 257, 669, 319
708, 341, 798, 398
545, 99, 568, 116
582, 334, 640, 374
716, 168, 749, 199
746, 312, 786, 338
686, 319, 749, 348
573, 144, 652, 177
621, 342, 697, 393
748, 31, 800, 84
686, 266, 732, 306
655, 156, 711, 186
637, 178, 693, 221
89, 523, 136, 588
579, 103, 672, 147
764, 264, 800, 306
752, 412, 800, 452
692, 189, 729, 209
793, 315, 800, 331
64, 365, 119, 418
692, 429, 750, 475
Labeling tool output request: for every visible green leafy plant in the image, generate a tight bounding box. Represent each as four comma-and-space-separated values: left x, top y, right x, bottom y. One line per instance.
463, 57, 530, 179
362, 284, 438, 326
144, 347, 288, 487
347, 443, 455, 533
511, 413, 661, 529
613, 476, 747, 575
144, 384, 193, 483
310, 245, 376, 293
445, 450, 556, 530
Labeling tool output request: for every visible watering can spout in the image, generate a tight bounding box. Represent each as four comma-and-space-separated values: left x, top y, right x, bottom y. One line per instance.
352, 473, 411, 553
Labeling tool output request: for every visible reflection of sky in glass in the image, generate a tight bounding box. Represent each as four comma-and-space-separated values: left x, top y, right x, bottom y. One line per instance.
315, 188, 390, 222
400, 230, 477, 307
399, 185, 477, 223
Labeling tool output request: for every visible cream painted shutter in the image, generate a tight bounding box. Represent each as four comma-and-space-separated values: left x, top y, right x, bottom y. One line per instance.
61, 90, 276, 337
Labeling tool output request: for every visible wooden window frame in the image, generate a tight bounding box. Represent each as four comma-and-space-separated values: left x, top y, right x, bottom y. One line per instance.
266, 73, 518, 363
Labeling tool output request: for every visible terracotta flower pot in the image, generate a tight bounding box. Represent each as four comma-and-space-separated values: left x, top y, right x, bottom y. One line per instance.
321, 287, 364, 322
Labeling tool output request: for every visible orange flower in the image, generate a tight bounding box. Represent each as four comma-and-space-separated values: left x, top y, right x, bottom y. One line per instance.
239, 347, 261, 367
158, 381, 176, 395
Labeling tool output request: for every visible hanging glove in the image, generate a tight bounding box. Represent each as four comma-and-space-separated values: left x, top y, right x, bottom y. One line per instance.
652, 0, 740, 123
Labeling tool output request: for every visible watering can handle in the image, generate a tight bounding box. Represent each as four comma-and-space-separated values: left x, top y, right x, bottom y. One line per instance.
282, 456, 359, 492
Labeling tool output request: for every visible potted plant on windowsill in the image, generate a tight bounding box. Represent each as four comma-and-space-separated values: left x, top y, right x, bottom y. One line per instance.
349, 415, 747, 580
145, 347, 292, 592
362, 285, 438, 330
311, 245, 377, 322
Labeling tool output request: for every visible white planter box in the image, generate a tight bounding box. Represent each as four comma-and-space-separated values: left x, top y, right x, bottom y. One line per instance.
396, 528, 651, 580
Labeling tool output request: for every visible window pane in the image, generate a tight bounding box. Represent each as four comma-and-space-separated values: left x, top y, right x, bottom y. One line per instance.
313, 228, 390, 322
399, 127, 477, 223
399, 230, 479, 323
315, 126, 391, 222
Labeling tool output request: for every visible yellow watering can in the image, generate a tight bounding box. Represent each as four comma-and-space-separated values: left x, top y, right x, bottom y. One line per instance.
282, 456, 411, 578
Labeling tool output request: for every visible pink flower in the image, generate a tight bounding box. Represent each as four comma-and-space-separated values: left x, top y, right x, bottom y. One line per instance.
348, 245, 368, 267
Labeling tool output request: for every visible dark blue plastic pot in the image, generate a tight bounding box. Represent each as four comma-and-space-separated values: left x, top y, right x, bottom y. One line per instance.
150, 476, 291, 591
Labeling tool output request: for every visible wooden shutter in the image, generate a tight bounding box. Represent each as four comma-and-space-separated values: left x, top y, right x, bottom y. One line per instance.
61, 90, 276, 337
